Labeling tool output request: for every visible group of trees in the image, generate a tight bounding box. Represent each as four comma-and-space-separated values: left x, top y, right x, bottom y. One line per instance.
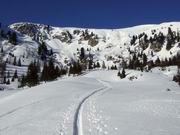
127, 52, 148, 71
3, 70, 18, 85
116, 51, 180, 80
130, 27, 180, 51
8, 31, 17, 45
69, 61, 82, 75
3, 56, 22, 66
38, 42, 53, 60
19, 59, 67, 87
78, 47, 100, 71
148, 54, 180, 70
41, 59, 66, 82
0, 23, 17, 45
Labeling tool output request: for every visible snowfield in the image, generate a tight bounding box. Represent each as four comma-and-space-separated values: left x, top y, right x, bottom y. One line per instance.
0, 68, 180, 135
7, 22, 180, 67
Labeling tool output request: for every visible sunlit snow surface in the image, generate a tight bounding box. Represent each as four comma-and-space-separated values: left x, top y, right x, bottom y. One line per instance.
0, 67, 180, 135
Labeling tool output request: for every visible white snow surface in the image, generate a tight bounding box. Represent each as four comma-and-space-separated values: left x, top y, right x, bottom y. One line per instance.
0, 68, 180, 135
6, 21, 180, 67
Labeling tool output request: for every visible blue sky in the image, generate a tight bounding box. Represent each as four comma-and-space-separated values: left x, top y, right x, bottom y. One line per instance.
1, 0, 180, 28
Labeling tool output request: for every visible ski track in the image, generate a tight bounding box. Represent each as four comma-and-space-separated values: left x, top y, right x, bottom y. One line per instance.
0, 96, 55, 119
73, 79, 111, 135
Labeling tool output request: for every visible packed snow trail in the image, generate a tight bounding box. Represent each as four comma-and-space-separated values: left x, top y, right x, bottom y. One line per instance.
73, 79, 111, 135
0, 69, 180, 135
83, 70, 180, 135
0, 77, 104, 135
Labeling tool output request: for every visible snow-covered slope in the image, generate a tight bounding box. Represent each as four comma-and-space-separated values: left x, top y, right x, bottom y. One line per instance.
0, 68, 179, 135
0, 21, 180, 90
7, 22, 180, 67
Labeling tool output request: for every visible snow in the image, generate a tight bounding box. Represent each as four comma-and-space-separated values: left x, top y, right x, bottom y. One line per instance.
82, 69, 180, 135
5, 22, 180, 70
0, 68, 180, 135
0, 22, 180, 134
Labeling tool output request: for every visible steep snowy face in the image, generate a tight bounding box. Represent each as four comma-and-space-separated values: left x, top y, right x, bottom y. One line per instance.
7, 22, 180, 67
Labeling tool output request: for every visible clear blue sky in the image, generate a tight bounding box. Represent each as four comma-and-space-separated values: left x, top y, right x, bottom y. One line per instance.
1, 0, 180, 28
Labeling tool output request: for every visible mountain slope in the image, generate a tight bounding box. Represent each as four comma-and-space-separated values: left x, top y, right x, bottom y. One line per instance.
0, 69, 179, 135
0, 21, 180, 89
8, 22, 180, 66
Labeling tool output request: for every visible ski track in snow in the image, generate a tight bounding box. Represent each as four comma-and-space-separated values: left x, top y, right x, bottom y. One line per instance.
0, 101, 40, 119
73, 79, 112, 135
0, 97, 60, 132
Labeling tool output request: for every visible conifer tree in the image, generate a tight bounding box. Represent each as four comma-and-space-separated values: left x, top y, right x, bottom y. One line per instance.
1, 47, 3, 53
9, 32, 17, 45
11, 76, 15, 82
13, 57, 17, 65
155, 57, 161, 66
19, 75, 26, 88
117, 71, 120, 76
48, 58, 56, 80
96, 61, 100, 68
18, 58, 22, 66
102, 61, 106, 69
143, 53, 147, 66
121, 68, 126, 79
26, 62, 39, 87
80, 47, 85, 60
3, 76, 6, 84
6, 79, 10, 85
41, 62, 48, 82
14, 70, 18, 79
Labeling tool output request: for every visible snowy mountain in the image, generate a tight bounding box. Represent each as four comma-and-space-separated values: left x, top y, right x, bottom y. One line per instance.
7, 22, 180, 67
0, 22, 180, 135
0, 21, 180, 89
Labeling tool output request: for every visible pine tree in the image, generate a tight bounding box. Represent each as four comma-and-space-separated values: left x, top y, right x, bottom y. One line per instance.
55, 66, 60, 77
151, 51, 154, 57
93, 63, 96, 69
143, 53, 147, 66
88, 59, 93, 70
41, 62, 48, 82
80, 47, 85, 60
166, 27, 174, 50
102, 61, 106, 69
69, 65, 73, 76
26, 62, 39, 87
11, 76, 15, 82
6, 79, 10, 85
77, 61, 82, 74
155, 57, 161, 66
7, 71, 10, 78
111, 65, 114, 70
117, 71, 120, 76
121, 68, 126, 79
96, 61, 100, 68
38, 42, 48, 60
114, 65, 117, 70
9, 32, 17, 45
13, 70, 18, 79
13, 57, 17, 65
0, 30, 5, 38
18, 58, 21, 66
19, 75, 26, 88
3, 76, 6, 84
47, 58, 56, 80
1, 47, 3, 53
166, 41, 172, 50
